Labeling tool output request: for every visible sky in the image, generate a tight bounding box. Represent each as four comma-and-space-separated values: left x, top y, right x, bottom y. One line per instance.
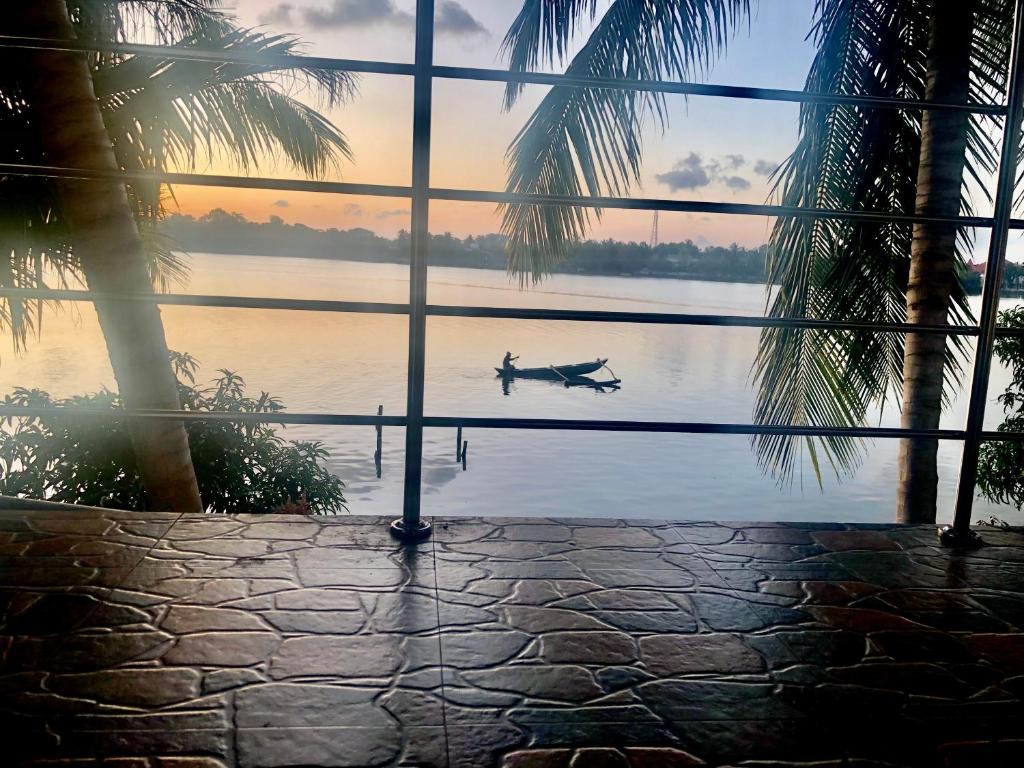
164, 1, 911, 250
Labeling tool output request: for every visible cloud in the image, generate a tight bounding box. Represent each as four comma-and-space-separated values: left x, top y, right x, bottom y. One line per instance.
273, 199, 290, 207
657, 153, 760, 193
343, 203, 364, 216
376, 208, 409, 219
435, 1, 487, 37
259, 3, 294, 25
754, 159, 778, 176
294, 0, 485, 36
655, 153, 711, 191
302, 0, 414, 29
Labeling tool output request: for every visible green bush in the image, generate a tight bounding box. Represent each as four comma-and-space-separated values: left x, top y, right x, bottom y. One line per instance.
0, 353, 346, 514
978, 307, 1024, 511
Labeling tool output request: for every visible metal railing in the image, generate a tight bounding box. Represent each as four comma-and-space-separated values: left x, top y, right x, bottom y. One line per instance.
2, 0, 1024, 541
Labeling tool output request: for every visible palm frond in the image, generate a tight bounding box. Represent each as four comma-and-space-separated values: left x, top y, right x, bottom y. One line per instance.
501, 0, 751, 283
752, 0, 1012, 486
92, 26, 356, 180
501, 0, 600, 108
70, 1, 232, 46
0, 3, 356, 347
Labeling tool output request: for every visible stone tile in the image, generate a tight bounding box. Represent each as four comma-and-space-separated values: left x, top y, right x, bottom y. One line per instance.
161, 605, 272, 633
539, 632, 638, 665
828, 551, 967, 589
667, 717, 843, 765
637, 679, 805, 721
162, 631, 281, 666
236, 521, 322, 541
235, 683, 400, 727
268, 634, 408, 679
812, 529, 902, 552
258, 609, 365, 634
4, 510, 1024, 768
441, 630, 534, 669
0, 592, 152, 635
39, 728, 231, 761
239, 725, 449, 767
964, 633, 1024, 674
236, 726, 401, 767
459, 665, 605, 703
445, 725, 528, 768
5, 630, 175, 672
500, 606, 620, 634
46, 668, 202, 707
689, 591, 780, 632
271, 587, 363, 610
639, 633, 766, 676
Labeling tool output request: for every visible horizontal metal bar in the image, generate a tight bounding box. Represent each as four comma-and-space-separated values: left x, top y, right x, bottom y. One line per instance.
0, 288, 410, 316
0, 406, 406, 428
981, 430, 1024, 441
0, 163, 413, 199
1, 288, 981, 336
0, 163, 993, 228
0, 36, 1004, 115
423, 416, 965, 440
426, 304, 979, 335
0, 406, 965, 440
430, 187, 993, 228
0, 494, 113, 514
432, 65, 1006, 115
0, 35, 416, 76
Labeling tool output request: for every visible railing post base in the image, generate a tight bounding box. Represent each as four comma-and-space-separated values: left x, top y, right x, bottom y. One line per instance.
937, 525, 984, 549
390, 518, 432, 542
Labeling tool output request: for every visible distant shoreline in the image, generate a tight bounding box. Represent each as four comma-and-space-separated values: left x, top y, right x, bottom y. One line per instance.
188, 248, 778, 287
161, 211, 774, 287
162, 211, 997, 295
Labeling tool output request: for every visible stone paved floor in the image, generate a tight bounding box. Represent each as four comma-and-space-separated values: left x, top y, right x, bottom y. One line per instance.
2, 508, 1023, 767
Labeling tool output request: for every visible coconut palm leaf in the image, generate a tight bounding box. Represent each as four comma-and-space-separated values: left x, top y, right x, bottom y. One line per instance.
92, 26, 355, 222
500, 0, 751, 282
500, 0, 1014, 488
0, 1, 355, 349
752, 0, 1012, 486
70, 0, 232, 46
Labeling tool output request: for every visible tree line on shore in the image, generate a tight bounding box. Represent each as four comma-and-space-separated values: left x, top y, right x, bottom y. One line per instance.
161, 209, 772, 284
160, 209, 1024, 293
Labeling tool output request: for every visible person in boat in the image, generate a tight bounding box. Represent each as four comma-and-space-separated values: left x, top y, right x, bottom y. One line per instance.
502, 351, 519, 374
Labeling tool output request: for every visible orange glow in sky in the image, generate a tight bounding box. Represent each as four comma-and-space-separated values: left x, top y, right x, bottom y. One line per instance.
166, 1, 824, 248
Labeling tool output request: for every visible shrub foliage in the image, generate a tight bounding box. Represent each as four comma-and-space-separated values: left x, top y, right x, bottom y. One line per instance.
978, 307, 1024, 511
0, 353, 346, 514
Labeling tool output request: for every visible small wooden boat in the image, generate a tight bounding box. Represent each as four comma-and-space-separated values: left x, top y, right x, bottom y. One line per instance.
495, 358, 608, 380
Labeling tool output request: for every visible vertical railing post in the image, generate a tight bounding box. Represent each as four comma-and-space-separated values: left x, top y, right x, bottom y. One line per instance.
947, 0, 1024, 545
392, 0, 434, 541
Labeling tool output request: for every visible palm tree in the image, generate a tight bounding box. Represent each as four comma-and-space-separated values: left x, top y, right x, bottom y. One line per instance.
2, 0, 353, 510
500, 0, 1015, 522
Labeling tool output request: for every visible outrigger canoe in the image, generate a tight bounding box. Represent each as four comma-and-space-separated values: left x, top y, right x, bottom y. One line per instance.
495, 358, 608, 380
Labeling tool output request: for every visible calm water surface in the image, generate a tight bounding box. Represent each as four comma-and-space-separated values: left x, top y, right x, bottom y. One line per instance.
4, 252, 1021, 525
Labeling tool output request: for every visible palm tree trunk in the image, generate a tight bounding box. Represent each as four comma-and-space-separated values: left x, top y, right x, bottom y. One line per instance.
897, 2, 975, 523
12, 0, 203, 512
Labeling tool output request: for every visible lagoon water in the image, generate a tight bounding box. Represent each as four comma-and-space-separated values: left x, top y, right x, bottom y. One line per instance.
5, 251, 1021, 525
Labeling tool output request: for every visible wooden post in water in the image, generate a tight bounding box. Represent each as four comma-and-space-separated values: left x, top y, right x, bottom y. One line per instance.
375, 405, 383, 479
456, 426, 463, 460
461, 440, 468, 471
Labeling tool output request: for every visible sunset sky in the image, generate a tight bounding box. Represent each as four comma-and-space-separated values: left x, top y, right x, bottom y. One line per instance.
167, 1, 1009, 254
